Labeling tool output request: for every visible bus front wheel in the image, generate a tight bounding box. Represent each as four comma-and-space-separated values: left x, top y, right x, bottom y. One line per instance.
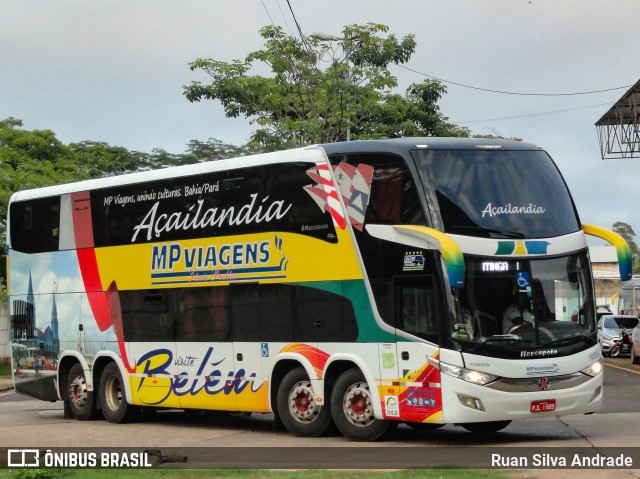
330, 368, 397, 441
276, 367, 333, 437
66, 363, 96, 420
99, 362, 135, 423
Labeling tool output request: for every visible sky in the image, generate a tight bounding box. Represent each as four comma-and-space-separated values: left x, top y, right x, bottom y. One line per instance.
2, 0, 640, 239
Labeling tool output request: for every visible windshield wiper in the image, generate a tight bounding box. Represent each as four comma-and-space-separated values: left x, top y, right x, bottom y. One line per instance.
481, 335, 535, 345
541, 334, 596, 348
451, 225, 526, 239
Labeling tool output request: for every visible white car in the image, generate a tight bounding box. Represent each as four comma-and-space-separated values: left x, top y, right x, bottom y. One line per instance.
597, 315, 638, 357
632, 320, 640, 365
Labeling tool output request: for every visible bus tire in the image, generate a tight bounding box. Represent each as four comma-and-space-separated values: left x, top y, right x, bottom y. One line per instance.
330, 368, 397, 442
631, 347, 639, 365
99, 362, 135, 423
461, 420, 511, 433
66, 363, 96, 421
276, 367, 332, 437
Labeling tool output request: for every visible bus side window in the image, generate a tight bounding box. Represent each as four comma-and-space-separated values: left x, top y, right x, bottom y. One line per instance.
120, 290, 174, 341
262, 162, 336, 237
230, 284, 295, 342
259, 284, 294, 342
329, 153, 425, 227
394, 276, 439, 342
368, 164, 404, 224
294, 286, 358, 342
230, 285, 261, 341
10, 197, 61, 253
176, 287, 230, 342
209, 288, 231, 341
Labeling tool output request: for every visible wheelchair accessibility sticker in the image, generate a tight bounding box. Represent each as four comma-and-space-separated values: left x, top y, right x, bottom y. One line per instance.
517, 272, 531, 296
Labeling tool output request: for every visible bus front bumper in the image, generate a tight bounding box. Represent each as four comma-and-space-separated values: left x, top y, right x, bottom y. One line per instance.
440, 371, 603, 424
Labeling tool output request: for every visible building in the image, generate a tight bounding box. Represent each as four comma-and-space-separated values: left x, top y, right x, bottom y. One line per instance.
589, 245, 623, 309
10, 273, 60, 369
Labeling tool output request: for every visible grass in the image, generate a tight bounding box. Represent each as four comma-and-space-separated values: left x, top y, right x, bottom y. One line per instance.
0, 363, 11, 377
0, 469, 510, 479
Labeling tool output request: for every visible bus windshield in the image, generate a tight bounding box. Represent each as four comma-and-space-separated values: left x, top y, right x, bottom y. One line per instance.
449, 251, 596, 356
412, 148, 580, 239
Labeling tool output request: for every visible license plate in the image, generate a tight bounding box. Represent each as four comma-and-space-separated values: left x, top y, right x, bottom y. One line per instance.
530, 399, 556, 413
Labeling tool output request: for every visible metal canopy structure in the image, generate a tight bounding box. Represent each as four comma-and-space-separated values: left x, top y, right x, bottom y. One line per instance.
596, 78, 640, 160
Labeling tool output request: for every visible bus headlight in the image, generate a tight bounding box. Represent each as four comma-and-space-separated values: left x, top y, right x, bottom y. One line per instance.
580, 361, 602, 377
432, 359, 499, 385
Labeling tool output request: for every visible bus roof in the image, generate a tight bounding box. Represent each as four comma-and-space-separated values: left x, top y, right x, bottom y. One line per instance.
8, 146, 325, 202
9, 137, 542, 202
319, 137, 542, 155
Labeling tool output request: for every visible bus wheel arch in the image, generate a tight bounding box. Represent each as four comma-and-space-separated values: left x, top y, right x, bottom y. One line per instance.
270, 359, 300, 423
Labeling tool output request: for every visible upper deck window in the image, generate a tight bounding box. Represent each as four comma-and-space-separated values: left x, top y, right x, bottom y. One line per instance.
412, 148, 580, 239
328, 153, 425, 227
9, 197, 61, 253
90, 162, 337, 247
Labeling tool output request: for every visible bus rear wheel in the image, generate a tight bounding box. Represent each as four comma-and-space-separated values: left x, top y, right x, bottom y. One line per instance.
66, 363, 96, 420
277, 367, 332, 437
330, 368, 397, 441
99, 362, 136, 423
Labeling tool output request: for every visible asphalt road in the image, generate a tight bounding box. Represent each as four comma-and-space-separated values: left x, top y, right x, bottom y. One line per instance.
0, 357, 639, 472
599, 356, 640, 413
0, 357, 640, 479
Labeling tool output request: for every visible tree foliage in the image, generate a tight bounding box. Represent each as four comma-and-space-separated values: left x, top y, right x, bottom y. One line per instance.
184, 23, 469, 151
151, 138, 255, 168
0, 118, 250, 285
613, 221, 640, 274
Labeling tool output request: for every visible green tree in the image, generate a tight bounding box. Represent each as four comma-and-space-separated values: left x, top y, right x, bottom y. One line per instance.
0, 118, 71, 284
184, 23, 469, 151
613, 221, 640, 274
68, 141, 154, 177
151, 138, 256, 167
0, 118, 257, 287
0, 118, 157, 285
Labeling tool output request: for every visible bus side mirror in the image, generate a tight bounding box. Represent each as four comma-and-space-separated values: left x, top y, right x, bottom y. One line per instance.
583, 224, 632, 281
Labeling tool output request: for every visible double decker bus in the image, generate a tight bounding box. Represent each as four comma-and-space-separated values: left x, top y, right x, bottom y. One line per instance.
6, 138, 630, 441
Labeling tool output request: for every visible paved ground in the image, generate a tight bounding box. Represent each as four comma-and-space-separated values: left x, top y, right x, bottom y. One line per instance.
0, 375, 12, 392
0, 367, 640, 479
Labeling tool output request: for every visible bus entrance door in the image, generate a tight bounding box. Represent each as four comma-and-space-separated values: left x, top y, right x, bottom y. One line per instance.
378, 342, 401, 420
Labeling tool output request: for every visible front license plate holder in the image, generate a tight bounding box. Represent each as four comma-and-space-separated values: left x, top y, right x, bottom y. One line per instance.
530, 399, 556, 413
